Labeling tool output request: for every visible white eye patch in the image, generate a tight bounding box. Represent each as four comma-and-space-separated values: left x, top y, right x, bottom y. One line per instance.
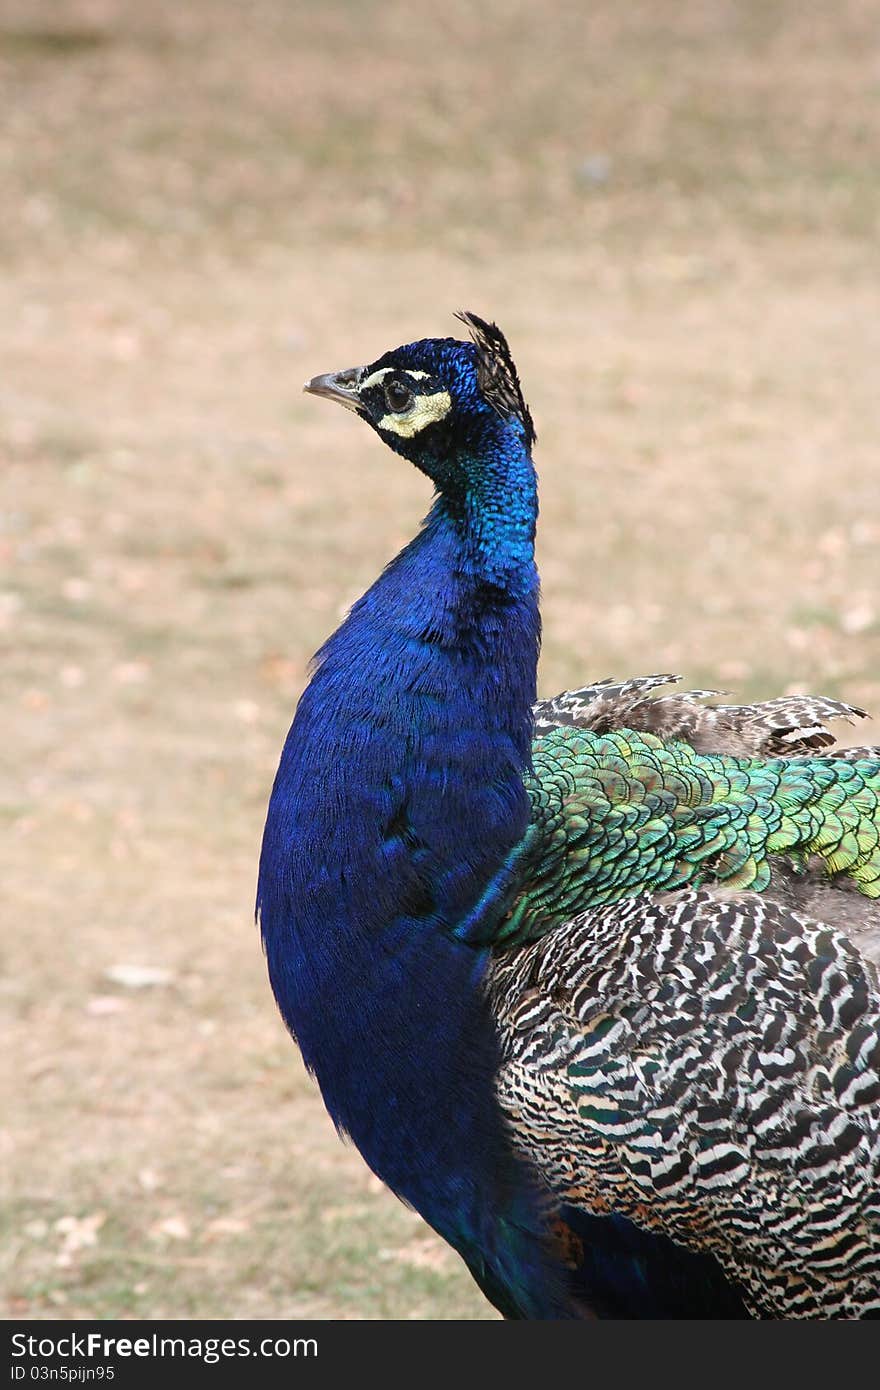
359, 366, 394, 392
359, 366, 434, 392
378, 390, 452, 438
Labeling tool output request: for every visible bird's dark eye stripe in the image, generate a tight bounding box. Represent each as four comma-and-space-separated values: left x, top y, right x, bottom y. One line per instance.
384, 380, 414, 413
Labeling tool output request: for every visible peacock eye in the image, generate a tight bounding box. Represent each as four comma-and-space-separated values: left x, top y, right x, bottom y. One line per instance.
384, 380, 414, 414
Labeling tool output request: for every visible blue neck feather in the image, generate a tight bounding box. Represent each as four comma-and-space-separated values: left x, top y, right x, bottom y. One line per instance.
258, 422, 570, 1314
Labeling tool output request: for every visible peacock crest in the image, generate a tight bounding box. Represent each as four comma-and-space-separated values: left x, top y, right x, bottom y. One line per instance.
456, 310, 537, 448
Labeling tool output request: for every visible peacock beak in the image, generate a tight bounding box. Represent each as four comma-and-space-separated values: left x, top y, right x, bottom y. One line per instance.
303, 367, 364, 412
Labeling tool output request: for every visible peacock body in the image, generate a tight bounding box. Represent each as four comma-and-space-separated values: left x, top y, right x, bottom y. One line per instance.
257, 314, 880, 1318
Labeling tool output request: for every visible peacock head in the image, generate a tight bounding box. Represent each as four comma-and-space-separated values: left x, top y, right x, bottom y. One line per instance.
303, 312, 536, 494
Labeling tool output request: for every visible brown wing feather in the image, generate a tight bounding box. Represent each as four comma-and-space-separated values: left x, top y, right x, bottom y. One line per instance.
534, 674, 874, 758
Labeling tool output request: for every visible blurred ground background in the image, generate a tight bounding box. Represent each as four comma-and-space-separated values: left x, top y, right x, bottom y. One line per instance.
3, 0, 879, 1320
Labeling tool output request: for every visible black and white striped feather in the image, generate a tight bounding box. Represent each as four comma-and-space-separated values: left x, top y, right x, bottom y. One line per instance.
489, 889, 880, 1318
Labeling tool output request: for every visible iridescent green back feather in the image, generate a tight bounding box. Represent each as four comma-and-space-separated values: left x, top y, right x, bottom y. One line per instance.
486, 727, 880, 947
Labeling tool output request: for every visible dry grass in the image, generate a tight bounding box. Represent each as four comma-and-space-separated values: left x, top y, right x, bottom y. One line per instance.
3, 0, 879, 1320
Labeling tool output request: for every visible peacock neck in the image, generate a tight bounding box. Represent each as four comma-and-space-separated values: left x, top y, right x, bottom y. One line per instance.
296, 486, 542, 888
429, 423, 539, 597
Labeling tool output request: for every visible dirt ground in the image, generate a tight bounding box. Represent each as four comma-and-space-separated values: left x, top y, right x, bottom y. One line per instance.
3, 0, 879, 1320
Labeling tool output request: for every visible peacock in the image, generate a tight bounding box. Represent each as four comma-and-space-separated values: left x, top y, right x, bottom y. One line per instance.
257, 313, 880, 1319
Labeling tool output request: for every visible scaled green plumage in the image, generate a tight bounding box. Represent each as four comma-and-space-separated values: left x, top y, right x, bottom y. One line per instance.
479, 727, 880, 947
